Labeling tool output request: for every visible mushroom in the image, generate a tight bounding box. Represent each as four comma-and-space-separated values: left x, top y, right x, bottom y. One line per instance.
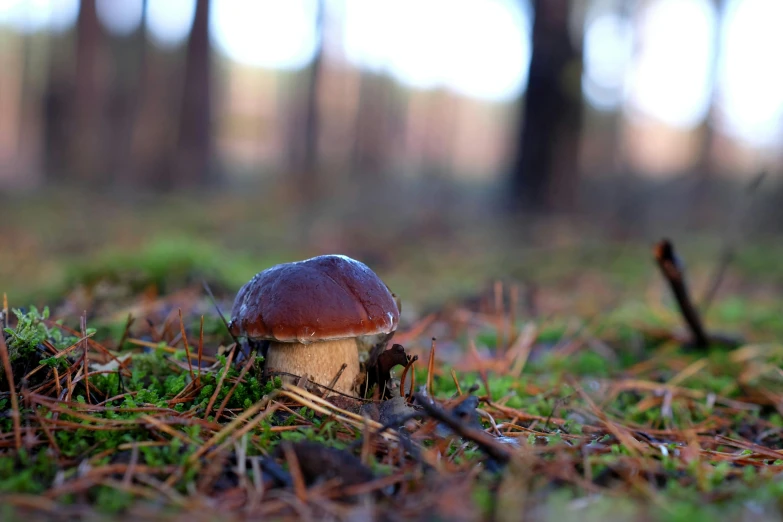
228, 255, 400, 397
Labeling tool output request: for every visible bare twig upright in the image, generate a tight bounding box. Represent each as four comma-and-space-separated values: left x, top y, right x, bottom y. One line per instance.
654, 239, 710, 349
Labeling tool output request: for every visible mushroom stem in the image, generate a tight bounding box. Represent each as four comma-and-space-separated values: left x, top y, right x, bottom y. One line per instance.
265, 339, 360, 397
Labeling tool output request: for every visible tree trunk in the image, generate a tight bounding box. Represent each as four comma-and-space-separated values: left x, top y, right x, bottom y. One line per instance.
173, 0, 212, 189
510, 0, 584, 213
43, 57, 71, 182
130, 43, 180, 191
286, 0, 324, 204
692, 0, 726, 226
14, 31, 45, 188
69, 0, 108, 185
351, 73, 393, 179
110, 0, 149, 189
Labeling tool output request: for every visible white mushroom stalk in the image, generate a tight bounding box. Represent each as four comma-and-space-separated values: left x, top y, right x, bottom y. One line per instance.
264, 339, 360, 396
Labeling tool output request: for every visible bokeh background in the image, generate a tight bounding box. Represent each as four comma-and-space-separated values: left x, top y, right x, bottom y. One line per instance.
1, 0, 783, 309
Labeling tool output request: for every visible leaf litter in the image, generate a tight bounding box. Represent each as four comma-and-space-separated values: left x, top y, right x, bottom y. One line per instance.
2, 241, 783, 521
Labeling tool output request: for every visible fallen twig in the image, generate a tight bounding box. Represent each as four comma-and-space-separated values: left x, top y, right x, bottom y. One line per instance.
654, 239, 709, 348
0, 334, 21, 450
413, 392, 510, 464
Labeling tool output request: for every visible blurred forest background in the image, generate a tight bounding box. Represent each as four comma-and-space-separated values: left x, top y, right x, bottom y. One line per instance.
2, 0, 783, 288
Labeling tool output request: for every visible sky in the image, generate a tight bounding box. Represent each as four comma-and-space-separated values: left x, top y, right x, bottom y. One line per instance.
1, 0, 782, 148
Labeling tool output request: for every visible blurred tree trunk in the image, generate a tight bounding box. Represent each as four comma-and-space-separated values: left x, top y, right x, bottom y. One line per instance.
351, 74, 393, 179
286, 0, 324, 204
65, 0, 108, 185
510, 0, 584, 213
692, 0, 727, 225
172, 0, 212, 188
695, 0, 726, 178
111, 0, 149, 188
14, 32, 45, 188
0, 34, 23, 182
43, 51, 71, 182
130, 46, 180, 190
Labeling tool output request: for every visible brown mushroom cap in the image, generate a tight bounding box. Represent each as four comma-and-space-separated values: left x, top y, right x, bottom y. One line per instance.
229, 255, 399, 343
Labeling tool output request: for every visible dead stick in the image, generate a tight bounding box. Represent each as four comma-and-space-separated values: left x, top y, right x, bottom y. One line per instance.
450, 368, 463, 396
509, 284, 519, 350
215, 352, 257, 421
177, 309, 196, 383
413, 392, 510, 464
323, 363, 348, 400
426, 338, 436, 397
654, 239, 709, 348
282, 443, 308, 502
2, 293, 8, 329
81, 313, 91, 403
197, 315, 204, 386
399, 355, 418, 399
408, 360, 416, 404
0, 334, 21, 450
494, 281, 504, 356
204, 347, 235, 419
202, 280, 239, 345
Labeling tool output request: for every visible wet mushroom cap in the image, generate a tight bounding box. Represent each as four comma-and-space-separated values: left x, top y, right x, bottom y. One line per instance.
229, 255, 399, 343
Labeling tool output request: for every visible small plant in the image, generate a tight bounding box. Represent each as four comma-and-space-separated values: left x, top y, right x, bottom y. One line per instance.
4, 306, 88, 355
4, 306, 51, 353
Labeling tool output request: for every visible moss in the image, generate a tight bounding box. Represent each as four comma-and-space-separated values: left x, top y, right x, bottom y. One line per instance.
4, 225, 783, 518
1, 306, 88, 386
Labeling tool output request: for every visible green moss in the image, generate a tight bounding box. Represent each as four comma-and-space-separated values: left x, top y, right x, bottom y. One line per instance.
62, 237, 265, 296
4, 221, 783, 518
1, 306, 90, 383
0, 452, 59, 494
94, 486, 134, 514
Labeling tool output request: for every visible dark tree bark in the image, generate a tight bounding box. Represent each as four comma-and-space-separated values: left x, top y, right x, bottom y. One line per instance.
510, 0, 584, 213
129, 32, 180, 190
695, 0, 726, 180
351, 73, 394, 179
69, 0, 108, 184
42, 9, 77, 182
691, 0, 727, 226
286, 0, 324, 203
43, 60, 70, 181
172, 0, 212, 188
110, 0, 149, 189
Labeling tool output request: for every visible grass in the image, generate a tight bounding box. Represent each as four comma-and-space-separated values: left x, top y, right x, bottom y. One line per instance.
3, 196, 783, 520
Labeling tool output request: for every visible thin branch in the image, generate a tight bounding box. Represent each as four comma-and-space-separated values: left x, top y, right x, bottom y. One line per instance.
197, 315, 204, 386
426, 338, 436, 397
178, 309, 195, 384
323, 363, 348, 400
413, 392, 510, 464
202, 279, 239, 346
0, 334, 21, 450
654, 239, 710, 349
204, 346, 235, 419
81, 313, 91, 403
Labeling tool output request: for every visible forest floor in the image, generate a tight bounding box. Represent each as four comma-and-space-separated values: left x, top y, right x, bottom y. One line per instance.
2, 191, 783, 521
